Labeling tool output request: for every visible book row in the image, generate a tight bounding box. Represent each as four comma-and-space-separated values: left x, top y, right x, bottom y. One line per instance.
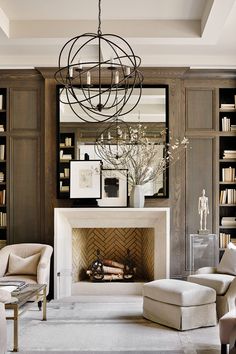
219, 233, 231, 249
0, 189, 6, 205
222, 167, 235, 182
221, 117, 236, 132
0, 212, 6, 226
0, 145, 5, 160
0, 172, 4, 182
220, 189, 236, 204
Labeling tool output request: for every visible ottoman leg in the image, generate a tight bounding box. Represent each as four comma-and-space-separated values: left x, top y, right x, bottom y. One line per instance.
221, 343, 227, 354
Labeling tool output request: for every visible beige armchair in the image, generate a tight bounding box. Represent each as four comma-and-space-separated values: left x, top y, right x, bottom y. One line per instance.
0, 288, 11, 354
188, 266, 236, 319
0, 243, 53, 296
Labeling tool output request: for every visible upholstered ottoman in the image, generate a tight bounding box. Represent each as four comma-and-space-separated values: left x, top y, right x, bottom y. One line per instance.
143, 279, 217, 330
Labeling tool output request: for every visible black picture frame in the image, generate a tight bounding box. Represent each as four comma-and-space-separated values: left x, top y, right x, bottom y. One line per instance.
97, 169, 128, 207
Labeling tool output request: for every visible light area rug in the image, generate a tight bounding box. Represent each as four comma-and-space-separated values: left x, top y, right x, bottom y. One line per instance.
6, 296, 221, 353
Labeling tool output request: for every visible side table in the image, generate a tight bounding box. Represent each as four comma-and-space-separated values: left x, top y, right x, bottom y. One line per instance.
189, 233, 219, 273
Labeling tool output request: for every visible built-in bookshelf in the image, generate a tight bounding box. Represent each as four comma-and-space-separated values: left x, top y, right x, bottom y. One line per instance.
219, 88, 236, 250
0, 88, 7, 247
58, 131, 75, 198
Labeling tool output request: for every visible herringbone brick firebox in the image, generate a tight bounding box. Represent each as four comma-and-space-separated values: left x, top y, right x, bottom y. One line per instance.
72, 228, 154, 282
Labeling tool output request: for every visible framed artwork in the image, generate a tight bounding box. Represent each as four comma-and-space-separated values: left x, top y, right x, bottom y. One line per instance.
97, 169, 128, 207
70, 160, 102, 199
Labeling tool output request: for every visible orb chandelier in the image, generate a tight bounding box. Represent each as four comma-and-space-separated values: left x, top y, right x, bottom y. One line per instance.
54, 0, 143, 123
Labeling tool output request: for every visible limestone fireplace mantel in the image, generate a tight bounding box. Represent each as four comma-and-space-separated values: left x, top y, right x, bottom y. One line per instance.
54, 207, 170, 299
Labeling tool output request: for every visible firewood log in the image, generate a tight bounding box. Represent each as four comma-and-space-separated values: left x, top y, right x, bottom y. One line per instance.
103, 266, 124, 275
103, 274, 123, 280
103, 259, 124, 269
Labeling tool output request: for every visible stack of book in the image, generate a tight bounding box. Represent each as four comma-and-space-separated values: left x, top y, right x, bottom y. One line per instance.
60, 185, 69, 192
220, 103, 235, 110
231, 125, 236, 132
222, 117, 231, 131
220, 189, 236, 204
222, 167, 235, 182
0, 172, 4, 182
221, 217, 236, 227
219, 233, 231, 248
0, 145, 5, 160
0, 125, 4, 132
60, 150, 72, 161
223, 150, 236, 159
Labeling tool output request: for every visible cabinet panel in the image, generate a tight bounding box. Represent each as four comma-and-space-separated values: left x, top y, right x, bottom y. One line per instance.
186, 89, 215, 130
9, 136, 41, 243
186, 138, 214, 237
10, 88, 39, 131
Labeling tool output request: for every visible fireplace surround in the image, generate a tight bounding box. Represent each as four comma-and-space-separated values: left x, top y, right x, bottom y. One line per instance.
54, 207, 170, 299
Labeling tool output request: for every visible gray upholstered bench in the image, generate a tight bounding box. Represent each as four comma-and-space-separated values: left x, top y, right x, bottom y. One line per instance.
143, 279, 217, 330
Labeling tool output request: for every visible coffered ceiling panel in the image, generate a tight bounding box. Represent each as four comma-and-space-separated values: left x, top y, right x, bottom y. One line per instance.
0, 0, 235, 68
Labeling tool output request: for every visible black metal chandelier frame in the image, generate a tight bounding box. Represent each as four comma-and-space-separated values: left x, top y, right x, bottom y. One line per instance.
54, 0, 143, 123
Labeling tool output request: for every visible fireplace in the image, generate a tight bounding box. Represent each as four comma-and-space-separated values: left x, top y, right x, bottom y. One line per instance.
54, 208, 170, 299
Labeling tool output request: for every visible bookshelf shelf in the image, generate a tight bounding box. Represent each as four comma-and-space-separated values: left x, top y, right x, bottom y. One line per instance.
218, 87, 236, 250
219, 226, 236, 230
219, 132, 236, 137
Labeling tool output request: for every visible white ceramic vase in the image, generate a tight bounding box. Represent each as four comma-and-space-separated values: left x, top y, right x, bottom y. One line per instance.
130, 185, 145, 208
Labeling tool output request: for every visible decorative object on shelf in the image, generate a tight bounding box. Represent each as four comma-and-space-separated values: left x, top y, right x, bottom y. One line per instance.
96, 123, 188, 206
70, 159, 102, 200
54, 0, 143, 123
129, 184, 145, 208
97, 169, 128, 207
198, 189, 210, 235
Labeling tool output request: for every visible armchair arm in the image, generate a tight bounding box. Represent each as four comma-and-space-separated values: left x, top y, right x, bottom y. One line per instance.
37, 246, 53, 271
195, 267, 217, 275
0, 247, 11, 277
223, 277, 236, 313
37, 246, 53, 293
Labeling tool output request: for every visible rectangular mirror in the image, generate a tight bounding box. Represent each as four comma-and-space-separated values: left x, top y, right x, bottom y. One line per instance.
57, 85, 169, 199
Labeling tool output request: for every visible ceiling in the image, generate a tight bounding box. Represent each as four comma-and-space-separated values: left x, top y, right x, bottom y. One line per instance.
0, 0, 235, 69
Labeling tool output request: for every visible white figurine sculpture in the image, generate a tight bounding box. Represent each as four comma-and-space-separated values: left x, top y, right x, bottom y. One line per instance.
198, 189, 209, 234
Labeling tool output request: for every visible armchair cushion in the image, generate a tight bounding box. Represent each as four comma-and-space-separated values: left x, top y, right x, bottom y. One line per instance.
6, 252, 41, 276
217, 248, 236, 275
187, 273, 234, 295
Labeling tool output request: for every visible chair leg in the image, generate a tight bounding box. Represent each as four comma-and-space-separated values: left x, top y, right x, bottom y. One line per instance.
38, 301, 42, 311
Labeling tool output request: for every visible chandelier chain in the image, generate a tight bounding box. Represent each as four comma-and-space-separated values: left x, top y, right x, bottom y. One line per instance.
98, 0, 102, 35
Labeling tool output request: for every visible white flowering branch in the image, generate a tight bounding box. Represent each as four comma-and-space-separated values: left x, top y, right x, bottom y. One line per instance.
101, 125, 189, 186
